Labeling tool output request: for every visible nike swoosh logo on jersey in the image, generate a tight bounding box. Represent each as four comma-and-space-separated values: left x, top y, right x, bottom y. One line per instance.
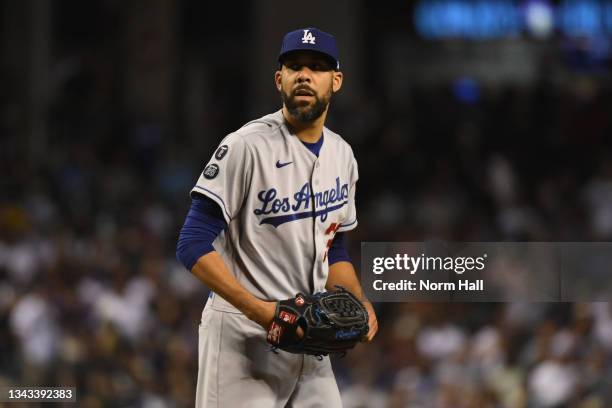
275, 160, 293, 168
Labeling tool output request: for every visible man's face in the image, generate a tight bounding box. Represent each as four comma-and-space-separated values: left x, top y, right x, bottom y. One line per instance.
275, 51, 343, 123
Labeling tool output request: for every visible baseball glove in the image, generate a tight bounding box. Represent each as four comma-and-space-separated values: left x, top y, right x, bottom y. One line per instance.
266, 286, 369, 357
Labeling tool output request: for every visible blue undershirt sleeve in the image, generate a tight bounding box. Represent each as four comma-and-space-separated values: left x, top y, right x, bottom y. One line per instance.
176, 195, 228, 271
328, 232, 352, 266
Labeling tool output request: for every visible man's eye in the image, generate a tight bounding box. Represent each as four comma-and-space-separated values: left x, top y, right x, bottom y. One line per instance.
310, 64, 322, 71
289, 64, 300, 71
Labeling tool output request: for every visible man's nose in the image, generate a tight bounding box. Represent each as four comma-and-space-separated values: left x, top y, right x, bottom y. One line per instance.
296, 67, 312, 82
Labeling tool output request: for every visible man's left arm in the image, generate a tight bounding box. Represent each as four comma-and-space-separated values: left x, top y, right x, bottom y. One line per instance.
326, 260, 378, 342
326, 154, 378, 341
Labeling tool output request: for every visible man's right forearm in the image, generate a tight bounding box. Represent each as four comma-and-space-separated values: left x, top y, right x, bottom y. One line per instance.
191, 251, 275, 329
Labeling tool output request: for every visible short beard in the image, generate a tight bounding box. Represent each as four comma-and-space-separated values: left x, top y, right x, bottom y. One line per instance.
282, 88, 331, 123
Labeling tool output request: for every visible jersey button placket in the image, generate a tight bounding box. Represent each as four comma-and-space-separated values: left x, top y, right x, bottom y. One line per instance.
315, 164, 325, 262
311, 163, 321, 271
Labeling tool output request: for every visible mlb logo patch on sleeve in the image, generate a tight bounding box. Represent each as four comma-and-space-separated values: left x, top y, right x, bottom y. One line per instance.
203, 164, 219, 179
215, 145, 229, 160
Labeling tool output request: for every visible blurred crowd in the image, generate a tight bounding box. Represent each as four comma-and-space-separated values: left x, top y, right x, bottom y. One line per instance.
335, 75, 612, 407
2, 2, 612, 407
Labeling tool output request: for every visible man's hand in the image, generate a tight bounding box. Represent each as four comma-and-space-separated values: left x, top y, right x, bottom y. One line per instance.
325, 261, 378, 342
362, 300, 378, 342
251, 299, 305, 338
248, 300, 276, 330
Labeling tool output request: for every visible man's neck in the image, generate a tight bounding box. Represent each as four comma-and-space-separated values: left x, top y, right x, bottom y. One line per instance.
282, 106, 327, 143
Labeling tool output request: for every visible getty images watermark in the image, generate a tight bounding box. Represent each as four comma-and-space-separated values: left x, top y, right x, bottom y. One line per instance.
361, 242, 612, 302
372, 253, 488, 292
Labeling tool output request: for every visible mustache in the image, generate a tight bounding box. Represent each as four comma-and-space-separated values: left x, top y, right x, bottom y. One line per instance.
292, 85, 315, 96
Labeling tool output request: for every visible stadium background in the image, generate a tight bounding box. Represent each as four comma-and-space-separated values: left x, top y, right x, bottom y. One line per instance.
1, 0, 612, 406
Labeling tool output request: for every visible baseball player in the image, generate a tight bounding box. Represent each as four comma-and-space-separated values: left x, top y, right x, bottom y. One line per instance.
177, 27, 378, 407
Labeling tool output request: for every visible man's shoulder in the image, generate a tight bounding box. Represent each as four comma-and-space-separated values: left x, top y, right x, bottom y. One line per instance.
323, 126, 355, 157
234, 110, 284, 141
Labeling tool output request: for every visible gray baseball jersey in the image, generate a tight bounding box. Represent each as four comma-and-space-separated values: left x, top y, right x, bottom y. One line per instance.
191, 109, 358, 311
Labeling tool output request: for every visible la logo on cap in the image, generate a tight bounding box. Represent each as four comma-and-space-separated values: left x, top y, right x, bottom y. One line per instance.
301, 29, 316, 44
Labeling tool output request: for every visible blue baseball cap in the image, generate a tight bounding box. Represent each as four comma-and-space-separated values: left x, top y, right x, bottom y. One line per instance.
278, 27, 340, 70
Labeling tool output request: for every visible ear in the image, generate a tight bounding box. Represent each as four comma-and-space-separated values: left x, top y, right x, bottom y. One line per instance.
274, 70, 282, 91
332, 71, 343, 93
